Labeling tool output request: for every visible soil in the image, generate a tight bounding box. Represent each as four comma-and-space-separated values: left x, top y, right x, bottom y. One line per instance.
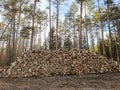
0, 73, 120, 90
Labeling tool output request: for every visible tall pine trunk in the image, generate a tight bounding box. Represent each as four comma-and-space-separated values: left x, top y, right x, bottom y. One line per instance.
49, 0, 52, 50
95, 26, 100, 50
16, 1, 24, 55
12, 12, 16, 62
73, 13, 76, 48
56, 0, 59, 50
79, 1, 83, 49
85, 1, 89, 49
106, 0, 112, 59
113, 21, 119, 61
97, 0, 106, 57
30, 0, 36, 50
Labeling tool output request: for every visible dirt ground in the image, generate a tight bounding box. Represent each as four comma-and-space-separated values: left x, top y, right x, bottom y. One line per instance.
0, 73, 120, 90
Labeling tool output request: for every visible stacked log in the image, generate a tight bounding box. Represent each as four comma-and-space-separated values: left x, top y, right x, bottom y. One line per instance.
0, 49, 120, 77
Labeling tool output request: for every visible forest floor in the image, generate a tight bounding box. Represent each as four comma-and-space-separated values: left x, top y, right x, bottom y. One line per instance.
0, 73, 120, 90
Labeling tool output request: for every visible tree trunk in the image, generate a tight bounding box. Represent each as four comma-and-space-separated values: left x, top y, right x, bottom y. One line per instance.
95, 26, 100, 54
79, 1, 83, 49
16, 0, 25, 55
8, 19, 13, 65
6, 20, 12, 66
49, 0, 52, 50
113, 21, 119, 61
12, 13, 16, 62
90, 23, 95, 52
85, 2, 89, 50
73, 14, 76, 48
39, 22, 42, 49
97, 0, 106, 57
107, 0, 112, 59
30, 0, 36, 50
0, 41, 5, 66
56, 0, 59, 50
44, 21, 47, 49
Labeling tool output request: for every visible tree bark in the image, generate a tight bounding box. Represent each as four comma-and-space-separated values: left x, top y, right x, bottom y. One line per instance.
73, 13, 76, 48
49, 0, 52, 50
97, 0, 106, 57
113, 21, 119, 61
12, 13, 16, 62
56, 0, 59, 50
85, 2, 89, 50
107, 0, 112, 59
30, 0, 36, 50
16, 0, 25, 55
79, 1, 83, 49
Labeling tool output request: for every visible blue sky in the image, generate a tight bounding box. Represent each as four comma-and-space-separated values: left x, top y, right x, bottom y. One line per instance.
40, 0, 75, 21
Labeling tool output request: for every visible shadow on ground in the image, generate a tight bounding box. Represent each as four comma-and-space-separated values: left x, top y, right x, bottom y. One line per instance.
0, 73, 120, 90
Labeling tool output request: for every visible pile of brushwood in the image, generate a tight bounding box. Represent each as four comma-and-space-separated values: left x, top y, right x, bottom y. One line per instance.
0, 49, 120, 77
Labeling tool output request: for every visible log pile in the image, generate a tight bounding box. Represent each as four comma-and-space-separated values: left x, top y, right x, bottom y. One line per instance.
0, 66, 8, 77
0, 49, 120, 77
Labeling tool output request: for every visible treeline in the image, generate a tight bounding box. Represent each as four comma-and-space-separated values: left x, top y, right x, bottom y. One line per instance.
0, 0, 120, 66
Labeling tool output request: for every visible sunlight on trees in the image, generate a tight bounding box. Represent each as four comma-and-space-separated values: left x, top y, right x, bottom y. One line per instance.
0, 0, 120, 66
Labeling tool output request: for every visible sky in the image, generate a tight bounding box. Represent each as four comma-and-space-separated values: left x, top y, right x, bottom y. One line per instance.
39, 0, 75, 21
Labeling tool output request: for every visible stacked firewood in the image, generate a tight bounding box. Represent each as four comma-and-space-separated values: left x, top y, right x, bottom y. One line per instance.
0, 49, 120, 77
0, 66, 8, 77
